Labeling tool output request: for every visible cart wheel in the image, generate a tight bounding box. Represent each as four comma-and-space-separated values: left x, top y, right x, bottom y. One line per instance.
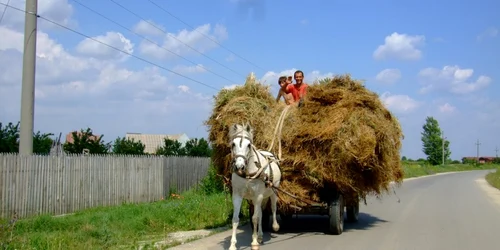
249, 203, 271, 231
346, 202, 359, 223
328, 193, 344, 235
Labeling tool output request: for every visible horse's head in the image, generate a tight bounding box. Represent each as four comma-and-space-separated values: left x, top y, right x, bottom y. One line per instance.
228, 123, 254, 177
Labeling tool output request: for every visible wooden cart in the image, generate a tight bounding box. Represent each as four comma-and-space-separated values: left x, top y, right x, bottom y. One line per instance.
248, 186, 360, 235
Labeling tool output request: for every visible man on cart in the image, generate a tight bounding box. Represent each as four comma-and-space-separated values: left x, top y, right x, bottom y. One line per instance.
278, 70, 308, 107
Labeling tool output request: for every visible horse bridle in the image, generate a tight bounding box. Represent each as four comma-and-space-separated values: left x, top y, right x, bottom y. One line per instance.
231, 134, 252, 168
231, 134, 266, 179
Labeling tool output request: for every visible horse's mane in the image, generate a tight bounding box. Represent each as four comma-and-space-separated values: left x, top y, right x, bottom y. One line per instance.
228, 123, 254, 143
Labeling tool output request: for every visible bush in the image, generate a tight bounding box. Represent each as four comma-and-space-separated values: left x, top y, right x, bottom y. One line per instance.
199, 163, 226, 195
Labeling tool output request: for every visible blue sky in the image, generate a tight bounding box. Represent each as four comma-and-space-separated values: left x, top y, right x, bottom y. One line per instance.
0, 0, 498, 160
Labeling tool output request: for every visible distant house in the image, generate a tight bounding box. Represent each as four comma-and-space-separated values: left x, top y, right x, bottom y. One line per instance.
462, 156, 496, 164
479, 157, 496, 164
125, 133, 190, 154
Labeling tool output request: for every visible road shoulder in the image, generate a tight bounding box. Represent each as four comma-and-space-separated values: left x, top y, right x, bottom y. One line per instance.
476, 173, 500, 212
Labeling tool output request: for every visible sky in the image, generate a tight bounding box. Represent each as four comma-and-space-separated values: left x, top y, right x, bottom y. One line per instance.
0, 0, 498, 160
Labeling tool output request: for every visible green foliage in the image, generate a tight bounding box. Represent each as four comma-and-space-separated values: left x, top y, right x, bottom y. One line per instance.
462, 157, 476, 164
493, 158, 500, 164
184, 138, 212, 157
0, 122, 20, 153
421, 116, 451, 165
112, 137, 146, 155
486, 168, 500, 190
33, 131, 54, 155
199, 164, 225, 195
0, 121, 54, 154
403, 163, 499, 178
0, 189, 232, 249
63, 128, 111, 154
155, 138, 186, 156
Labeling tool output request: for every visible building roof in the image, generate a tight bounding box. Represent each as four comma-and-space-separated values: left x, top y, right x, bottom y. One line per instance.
125, 133, 189, 154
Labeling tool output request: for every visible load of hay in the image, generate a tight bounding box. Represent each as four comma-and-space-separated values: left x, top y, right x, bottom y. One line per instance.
205, 73, 404, 211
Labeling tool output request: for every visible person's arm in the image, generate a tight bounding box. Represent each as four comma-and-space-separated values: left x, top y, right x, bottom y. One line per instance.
276, 91, 283, 102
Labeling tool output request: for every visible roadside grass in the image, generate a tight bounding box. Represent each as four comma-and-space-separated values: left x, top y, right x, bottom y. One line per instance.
403, 162, 500, 179
0, 188, 247, 249
485, 168, 500, 190
1, 162, 497, 249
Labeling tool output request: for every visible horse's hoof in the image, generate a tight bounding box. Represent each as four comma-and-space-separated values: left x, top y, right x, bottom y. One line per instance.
258, 236, 263, 244
251, 245, 260, 250
272, 223, 280, 232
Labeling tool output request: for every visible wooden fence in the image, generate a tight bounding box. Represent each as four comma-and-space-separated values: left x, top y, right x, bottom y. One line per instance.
0, 153, 211, 219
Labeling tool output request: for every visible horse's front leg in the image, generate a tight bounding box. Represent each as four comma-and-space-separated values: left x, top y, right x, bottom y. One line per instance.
251, 195, 264, 250
270, 192, 280, 232
230, 193, 243, 250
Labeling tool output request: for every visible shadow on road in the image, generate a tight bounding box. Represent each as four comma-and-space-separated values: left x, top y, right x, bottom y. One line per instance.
217, 212, 387, 249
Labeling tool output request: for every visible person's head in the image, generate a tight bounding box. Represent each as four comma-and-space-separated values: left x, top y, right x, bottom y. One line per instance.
294, 70, 304, 85
278, 76, 287, 87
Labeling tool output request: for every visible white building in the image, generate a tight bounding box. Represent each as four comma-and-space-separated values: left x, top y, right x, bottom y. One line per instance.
125, 133, 190, 154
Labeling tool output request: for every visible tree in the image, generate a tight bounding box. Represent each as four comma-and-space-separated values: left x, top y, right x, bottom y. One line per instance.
63, 128, 110, 154
184, 138, 212, 157
421, 116, 451, 165
33, 131, 54, 154
112, 137, 146, 155
155, 138, 186, 156
0, 121, 54, 154
0, 122, 20, 153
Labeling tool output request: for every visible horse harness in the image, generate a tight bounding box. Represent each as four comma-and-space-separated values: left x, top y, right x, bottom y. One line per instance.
232, 134, 280, 188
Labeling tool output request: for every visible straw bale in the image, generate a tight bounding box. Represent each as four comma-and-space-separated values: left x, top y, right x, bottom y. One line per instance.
205, 74, 404, 212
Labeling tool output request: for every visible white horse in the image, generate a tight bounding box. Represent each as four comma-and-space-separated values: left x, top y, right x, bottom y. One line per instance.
228, 123, 282, 250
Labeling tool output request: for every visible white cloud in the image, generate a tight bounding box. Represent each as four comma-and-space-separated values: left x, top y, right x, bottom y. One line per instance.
178, 85, 190, 93
373, 32, 425, 61
375, 68, 401, 84
0, 15, 214, 140
172, 64, 207, 74
0, 0, 76, 32
418, 65, 491, 94
76, 32, 134, 61
138, 23, 228, 60
477, 27, 498, 41
380, 92, 420, 114
132, 20, 165, 37
439, 103, 456, 113
222, 84, 239, 90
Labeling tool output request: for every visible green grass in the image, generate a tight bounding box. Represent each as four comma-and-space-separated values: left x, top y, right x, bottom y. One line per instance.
1, 163, 498, 249
0, 189, 251, 250
486, 168, 500, 190
402, 162, 500, 179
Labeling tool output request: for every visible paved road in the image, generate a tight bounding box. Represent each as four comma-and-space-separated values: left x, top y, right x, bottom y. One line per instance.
170, 170, 500, 250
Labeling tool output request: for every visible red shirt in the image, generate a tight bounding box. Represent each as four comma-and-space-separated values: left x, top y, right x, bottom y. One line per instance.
285, 83, 308, 102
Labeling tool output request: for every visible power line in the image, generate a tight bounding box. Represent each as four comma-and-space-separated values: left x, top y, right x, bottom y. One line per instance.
147, 0, 266, 72
0, 0, 11, 25
0, 2, 220, 92
495, 146, 498, 158
108, 0, 246, 78
70, 0, 238, 86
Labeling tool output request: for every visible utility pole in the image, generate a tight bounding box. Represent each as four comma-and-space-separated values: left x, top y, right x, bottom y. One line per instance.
495, 146, 498, 158
19, 0, 38, 155
475, 139, 481, 165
